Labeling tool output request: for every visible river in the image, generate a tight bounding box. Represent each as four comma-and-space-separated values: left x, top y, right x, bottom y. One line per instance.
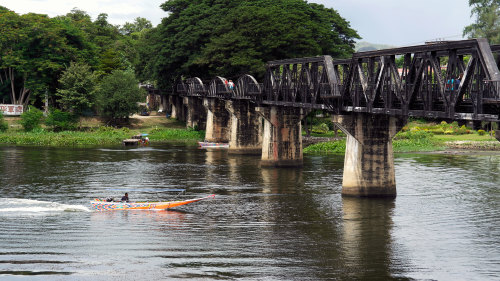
0, 144, 498, 280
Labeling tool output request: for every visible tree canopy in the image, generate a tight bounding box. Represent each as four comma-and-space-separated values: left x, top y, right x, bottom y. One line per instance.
0, 6, 152, 109
0, 7, 93, 105
136, 0, 360, 88
464, 0, 500, 43
95, 70, 145, 123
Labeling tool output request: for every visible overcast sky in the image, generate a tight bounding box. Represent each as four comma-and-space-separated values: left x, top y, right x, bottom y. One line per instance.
2, 0, 474, 47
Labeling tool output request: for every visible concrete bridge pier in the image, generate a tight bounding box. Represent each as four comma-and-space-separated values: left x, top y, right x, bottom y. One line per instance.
203, 98, 230, 143
496, 123, 500, 142
256, 106, 304, 167
183, 97, 206, 130
333, 113, 407, 198
169, 95, 185, 121
225, 100, 262, 154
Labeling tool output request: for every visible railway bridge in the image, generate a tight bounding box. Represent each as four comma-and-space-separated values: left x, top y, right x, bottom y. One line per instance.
145, 39, 500, 197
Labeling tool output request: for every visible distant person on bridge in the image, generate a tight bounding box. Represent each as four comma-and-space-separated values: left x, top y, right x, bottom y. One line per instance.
455, 73, 463, 91
228, 80, 234, 90
447, 76, 458, 92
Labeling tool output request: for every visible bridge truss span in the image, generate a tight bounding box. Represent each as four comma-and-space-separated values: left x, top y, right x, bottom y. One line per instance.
337, 38, 500, 121
172, 39, 500, 122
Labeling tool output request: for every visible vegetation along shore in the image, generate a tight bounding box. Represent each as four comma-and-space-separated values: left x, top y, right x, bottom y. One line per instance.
1, 110, 498, 153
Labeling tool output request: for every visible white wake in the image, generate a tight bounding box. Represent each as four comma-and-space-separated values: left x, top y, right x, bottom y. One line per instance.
0, 198, 90, 214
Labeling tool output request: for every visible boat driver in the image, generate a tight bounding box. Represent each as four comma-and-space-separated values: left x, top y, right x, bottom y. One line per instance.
121, 193, 129, 202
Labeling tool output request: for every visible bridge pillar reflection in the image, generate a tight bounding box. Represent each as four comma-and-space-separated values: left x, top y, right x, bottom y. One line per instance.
183, 97, 206, 130
203, 98, 230, 143
257, 106, 304, 167
225, 100, 262, 154
333, 113, 407, 197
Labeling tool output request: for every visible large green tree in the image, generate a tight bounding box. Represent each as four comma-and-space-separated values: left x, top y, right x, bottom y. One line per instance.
137, 0, 360, 88
95, 70, 145, 123
0, 7, 93, 105
56, 62, 97, 115
464, 0, 500, 43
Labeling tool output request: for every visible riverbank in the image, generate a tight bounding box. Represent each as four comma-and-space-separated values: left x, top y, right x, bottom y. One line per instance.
0, 114, 204, 146
1, 114, 498, 151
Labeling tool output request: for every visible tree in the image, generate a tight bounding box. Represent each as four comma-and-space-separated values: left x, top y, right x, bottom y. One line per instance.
0, 7, 94, 106
464, 0, 500, 43
120, 17, 153, 35
56, 62, 97, 115
95, 70, 145, 124
137, 0, 360, 88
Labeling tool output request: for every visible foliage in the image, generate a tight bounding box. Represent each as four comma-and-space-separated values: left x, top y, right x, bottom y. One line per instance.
0, 126, 204, 146
464, 1, 500, 43
45, 109, 78, 131
0, 6, 146, 108
19, 106, 44, 131
0, 112, 7, 132
311, 123, 330, 134
478, 129, 487, 135
148, 128, 205, 141
0, 7, 97, 105
120, 17, 153, 35
95, 70, 145, 124
304, 140, 346, 154
138, 0, 360, 88
56, 62, 97, 115
394, 130, 433, 140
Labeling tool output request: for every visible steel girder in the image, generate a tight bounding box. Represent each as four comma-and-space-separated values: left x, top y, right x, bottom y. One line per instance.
174, 39, 500, 121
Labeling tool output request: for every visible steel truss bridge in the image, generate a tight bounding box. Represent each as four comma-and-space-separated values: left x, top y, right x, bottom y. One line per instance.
154, 39, 500, 122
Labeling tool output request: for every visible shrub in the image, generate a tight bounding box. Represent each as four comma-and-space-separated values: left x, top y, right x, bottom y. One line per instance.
304, 140, 346, 153
0, 112, 8, 132
394, 130, 432, 140
45, 110, 78, 131
478, 129, 486, 135
312, 123, 329, 134
429, 128, 445, 135
19, 106, 44, 132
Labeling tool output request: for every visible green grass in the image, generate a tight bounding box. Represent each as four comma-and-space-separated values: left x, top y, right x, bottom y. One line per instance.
148, 128, 205, 142
303, 140, 346, 153
0, 127, 205, 146
432, 134, 495, 142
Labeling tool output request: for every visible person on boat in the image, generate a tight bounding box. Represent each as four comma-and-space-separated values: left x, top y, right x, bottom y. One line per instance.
121, 193, 129, 202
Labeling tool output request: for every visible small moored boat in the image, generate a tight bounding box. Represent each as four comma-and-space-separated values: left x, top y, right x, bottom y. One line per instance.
198, 141, 229, 148
90, 194, 215, 211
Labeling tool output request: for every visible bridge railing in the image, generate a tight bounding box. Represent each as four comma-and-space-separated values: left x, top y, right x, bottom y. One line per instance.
482, 80, 500, 102
177, 83, 188, 94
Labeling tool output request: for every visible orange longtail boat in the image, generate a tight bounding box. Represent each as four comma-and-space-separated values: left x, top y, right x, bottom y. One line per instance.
90, 194, 215, 211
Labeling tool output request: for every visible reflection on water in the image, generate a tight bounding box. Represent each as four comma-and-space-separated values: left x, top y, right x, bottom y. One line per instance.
0, 145, 498, 280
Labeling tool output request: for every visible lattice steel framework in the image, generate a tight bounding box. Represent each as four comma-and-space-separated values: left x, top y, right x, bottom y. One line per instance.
173, 39, 500, 121
331, 38, 500, 120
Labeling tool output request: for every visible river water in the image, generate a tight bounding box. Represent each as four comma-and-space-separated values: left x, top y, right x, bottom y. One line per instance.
0, 144, 498, 281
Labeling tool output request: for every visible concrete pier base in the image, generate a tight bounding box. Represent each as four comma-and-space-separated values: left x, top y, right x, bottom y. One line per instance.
183, 97, 206, 130
257, 106, 304, 167
225, 100, 262, 154
203, 98, 230, 143
169, 95, 185, 121
333, 113, 407, 197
